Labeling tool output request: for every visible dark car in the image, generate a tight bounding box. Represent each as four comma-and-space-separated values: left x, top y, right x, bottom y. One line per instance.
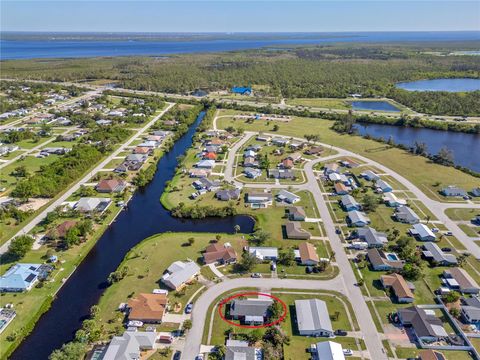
306, 266, 313, 274
173, 351, 182, 360
334, 329, 347, 336
335, 229, 341, 234
442, 247, 452, 252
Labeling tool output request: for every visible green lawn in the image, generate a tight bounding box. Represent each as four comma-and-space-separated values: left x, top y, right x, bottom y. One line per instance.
445, 208, 480, 222
216, 111, 479, 202
286, 98, 351, 110
395, 347, 474, 360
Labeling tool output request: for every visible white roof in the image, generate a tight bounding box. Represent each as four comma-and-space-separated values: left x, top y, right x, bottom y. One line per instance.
295, 299, 333, 333
411, 223, 435, 239
316, 341, 345, 360
162, 260, 200, 289
103, 331, 156, 360
248, 247, 278, 259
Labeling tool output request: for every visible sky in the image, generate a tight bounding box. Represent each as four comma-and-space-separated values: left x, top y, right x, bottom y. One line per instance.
1, 1, 480, 33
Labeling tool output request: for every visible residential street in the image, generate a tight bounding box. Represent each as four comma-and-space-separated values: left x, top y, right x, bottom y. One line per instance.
0, 103, 175, 254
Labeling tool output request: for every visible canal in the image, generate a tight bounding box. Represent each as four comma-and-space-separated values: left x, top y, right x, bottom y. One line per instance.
354, 123, 480, 172
11, 111, 254, 360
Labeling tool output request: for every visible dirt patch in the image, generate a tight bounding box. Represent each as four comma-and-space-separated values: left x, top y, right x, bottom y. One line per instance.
18, 198, 51, 212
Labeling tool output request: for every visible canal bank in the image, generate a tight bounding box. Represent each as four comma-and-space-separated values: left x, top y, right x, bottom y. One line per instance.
10, 111, 254, 360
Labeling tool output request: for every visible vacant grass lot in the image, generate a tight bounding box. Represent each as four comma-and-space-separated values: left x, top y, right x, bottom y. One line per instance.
217, 112, 479, 201
445, 208, 480, 222
286, 98, 351, 110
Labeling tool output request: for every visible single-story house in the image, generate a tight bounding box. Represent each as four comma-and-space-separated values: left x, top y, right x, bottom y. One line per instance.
231, 86, 252, 95
367, 248, 404, 271
295, 299, 333, 337
357, 227, 388, 248
472, 188, 480, 197
256, 134, 271, 142
243, 150, 256, 158
225, 340, 260, 360
375, 179, 393, 193
271, 137, 289, 146
460, 297, 480, 324
46, 220, 78, 239
268, 168, 295, 179
195, 159, 215, 169
193, 177, 221, 192
286, 152, 302, 162
246, 193, 273, 208
410, 223, 436, 242
203, 243, 237, 264
334, 183, 349, 195
230, 297, 273, 324
161, 260, 200, 290
381, 273, 415, 303
362, 170, 380, 181
0, 263, 51, 292
422, 243, 457, 266
315, 341, 345, 360
126, 154, 147, 163
245, 168, 262, 179
340, 195, 361, 211
287, 206, 306, 221
285, 221, 311, 240
324, 163, 339, 175
347, 210, 370, 227
96, 179, 127, 193
304, 146, 323, 155
216, 188, 241, 201
244, 157, 259, 168
280, 158, 294, 169
276, 190, 300, 204
442, 268, 479, 294
189, 168, 210, 178
203, 152, 217, 160
394, 206, 420, 224
441, 186, 467, 197
297, 242, 319, 265
103, 331, 156, 360
75, 197, 111, 213
418, 350, 447, 360
127, 293, 167, 323
138, 140, 159, 148
397, 306, 448, 343
133, 146, 152, 155
383, 192, 407, 207
248, 247, 278, 261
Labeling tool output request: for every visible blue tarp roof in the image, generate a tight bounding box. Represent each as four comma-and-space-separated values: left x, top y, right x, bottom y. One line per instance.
231, 86, 252, 94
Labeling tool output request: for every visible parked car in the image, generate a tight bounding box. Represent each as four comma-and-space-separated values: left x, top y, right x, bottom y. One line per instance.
306, 266, 313, 274
334, 329, 347, 336
271, 262, 277, 271
444, 231, 453, 236
195, 355, 204, 360
343, 349, 353, 356
441, 247, 452, 252
173, 351, 182, 360
185, 303, 193, 314
251, 273, 262, 278
127, 320, 143, 327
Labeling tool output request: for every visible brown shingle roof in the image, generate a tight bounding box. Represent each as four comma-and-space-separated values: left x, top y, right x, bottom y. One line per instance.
298, 242, 319, 263
96, 179, 126, 192
203, 244, 237, 264
381, 273, 414, 299
128, 293, 167, 322
48, 220, 78, 239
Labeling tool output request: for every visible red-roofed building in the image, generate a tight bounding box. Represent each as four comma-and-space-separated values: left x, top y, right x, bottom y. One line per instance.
133, 146, 152, 155
280, 159, 294, 169
203, 152, 217, 160
203, 243, 237, 265
96, 179, 127, 193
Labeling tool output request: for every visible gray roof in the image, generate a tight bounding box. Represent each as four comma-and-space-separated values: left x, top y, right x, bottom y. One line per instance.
422, 243, 457, 265
0, 263, 42, 291
277, 190, 300, 203
126, 154, 146, 163
230, 298, 273, 317
442, 186, 467, 196
341, 195, 360, 209
268, 168, 294, 179
395, 206, 420, 223
295, 299, 333, 333
410, 224, 436, 240
75, 197, 111, 212
375, 179, 392, 191
216, 188, 241, 201
225, 345, 257, 360
462, 306, 480, 321
161, 260, 200, 289
398, 306, 447, 339
357, 227, 388, 247
347, 210, 369, 225
103, 331, 156, 360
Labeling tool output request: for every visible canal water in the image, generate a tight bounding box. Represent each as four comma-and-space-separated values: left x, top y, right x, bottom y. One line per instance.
11, 111, 254, 360
354, 123, 480, 172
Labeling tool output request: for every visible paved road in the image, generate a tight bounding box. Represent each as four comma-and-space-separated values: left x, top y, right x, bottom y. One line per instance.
0, 103, 175, 254
182, 277, 345, 360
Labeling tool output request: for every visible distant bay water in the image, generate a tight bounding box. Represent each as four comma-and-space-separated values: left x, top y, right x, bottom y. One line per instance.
1, 31, 479, 60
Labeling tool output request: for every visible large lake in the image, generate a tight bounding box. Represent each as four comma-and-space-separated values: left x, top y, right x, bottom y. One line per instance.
396, 78, 480, 92
2, 31, 480, 60
354, 123, 480, 172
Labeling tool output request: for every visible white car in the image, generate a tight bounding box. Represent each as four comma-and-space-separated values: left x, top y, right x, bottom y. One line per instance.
127, 320, 143, 327
343, 349, 353, 356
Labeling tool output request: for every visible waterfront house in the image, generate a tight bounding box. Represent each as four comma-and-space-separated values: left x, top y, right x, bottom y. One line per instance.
276, 189, 300, 204
394, 206, 420, 224
409, 223, 436, 241
96, 179, 127, 193
126, 154, 147, 164
347, 210, 370, 227
192, 177, 221, 192
75, 197, 111, 213
246, 193, 273, 208
285, 221, 311, 240
356, 227, 388, 248
138, 140, 159, 148
46, 220, 78, 240
287, 206, 306, 221
230, 297, 273, 324
442, 268, 479, 294
295, 299, 333, 337
0, 263, 51, 292
381, 273, 415, 303
422, 243, 457, 266
215, 188, 241, 201
340, 195, 361, 211
367, 248, 404, 271
203, 243, 237, 265
161, 260, 200, 290
103, 331, 156, 360
133, 146, 152, 155
127, 293, 167, 323
248, 247, 278, 261
397, 306, 447, 343
195, 159, 215, 169
441, 185, 467, 197
189, 168, 210, 178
